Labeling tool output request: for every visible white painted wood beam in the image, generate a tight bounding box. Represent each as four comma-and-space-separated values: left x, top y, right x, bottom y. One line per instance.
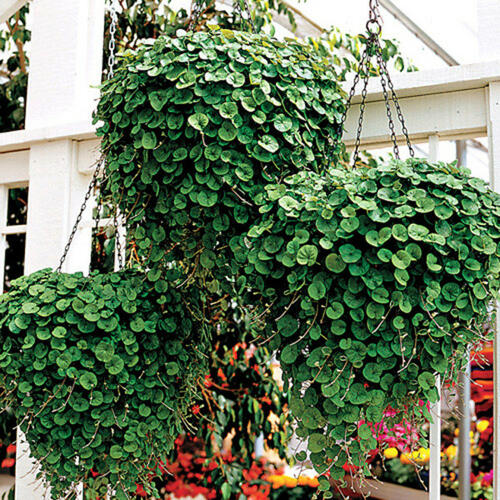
0, 121, 96, 154
0, 151, 29, 183
0, 0, 28, 24
346, 60, 500, 104
487, 81, 500, 500
344, 87, 488, 149
25, 0, 105, 129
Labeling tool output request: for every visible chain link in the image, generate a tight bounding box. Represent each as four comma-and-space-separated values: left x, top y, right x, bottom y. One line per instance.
189, 0, 255, 33
107, 0, 118, 79
188, 0, 205, 31
56, 160, 104, 272
57, 0, 124, 272
234, 0, 256, 33
113, 211, 124, 270
332, 0, 414, 166
375, 36, 415, 156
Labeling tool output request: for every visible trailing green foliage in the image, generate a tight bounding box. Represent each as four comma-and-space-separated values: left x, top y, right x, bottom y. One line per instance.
0, 269, 206, 499
241, 158, 500, 485
95, 27, 343, 298
95, 25, 500, 492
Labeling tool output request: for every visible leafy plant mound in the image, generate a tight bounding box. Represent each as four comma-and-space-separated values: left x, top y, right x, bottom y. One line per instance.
95, 27, 343, 293
241, 158, 500, 486
0, 269, 204, 499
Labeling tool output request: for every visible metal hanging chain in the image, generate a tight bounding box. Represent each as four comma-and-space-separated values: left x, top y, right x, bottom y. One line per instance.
113, 211, 125, 270
327, 39, 371, 166
188, 0, 205, 31
189, 0, 255, 33
107, 0, 119, 79
57, 0, 124, 272
332, 0, 414, 165
233, 0, 256, 33
56, 160, 104, 272
373, 35, 415, 156
351, 49, 373, 165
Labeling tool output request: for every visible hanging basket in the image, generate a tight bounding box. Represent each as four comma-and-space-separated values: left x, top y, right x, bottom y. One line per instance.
242, 157, 500, 481
0, 268, 205, 498
95, 27, 345, 293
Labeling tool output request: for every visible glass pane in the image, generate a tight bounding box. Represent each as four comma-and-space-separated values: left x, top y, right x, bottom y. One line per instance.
7, 187, 28, 226
4, 233, 26, 291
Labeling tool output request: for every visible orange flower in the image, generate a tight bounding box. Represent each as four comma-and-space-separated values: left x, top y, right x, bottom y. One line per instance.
283, 476, 298, 488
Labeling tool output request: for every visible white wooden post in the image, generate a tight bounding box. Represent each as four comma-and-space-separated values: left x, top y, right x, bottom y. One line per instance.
428, 135, 441, 500
487, 81, 500, 500
15, 1, 105, 498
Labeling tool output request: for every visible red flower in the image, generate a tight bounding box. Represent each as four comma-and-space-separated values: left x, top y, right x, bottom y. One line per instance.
1, 458, 14, 468
204, 375, 212, 388
135, 484, 147, 497
192, 404, 201, 415
6, 444, 16, 455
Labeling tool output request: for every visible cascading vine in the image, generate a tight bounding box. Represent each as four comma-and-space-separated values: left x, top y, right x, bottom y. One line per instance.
0, 11, 498, 500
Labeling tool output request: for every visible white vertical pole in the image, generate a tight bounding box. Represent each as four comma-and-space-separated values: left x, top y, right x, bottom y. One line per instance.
428, 134, 441, 500
16, 0, 105, 498
487, 82, 500, 500
0, 186, 9, 293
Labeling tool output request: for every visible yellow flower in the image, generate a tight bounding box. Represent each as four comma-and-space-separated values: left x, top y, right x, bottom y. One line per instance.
477, 420, 489, 433
406, 448, 430, 464
445, 445, 457, 459
384, 447, 398, 459
415, 447, 430, 464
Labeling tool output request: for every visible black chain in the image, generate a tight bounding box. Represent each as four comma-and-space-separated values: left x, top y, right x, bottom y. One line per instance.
351, 48, 373, 165
188, 0, 205, 31
331, 0, 414, 166
375, 36, 415, 156
56, 160, 104, 272
57, 0, 125, 272
189, 0, 255, 33
327, 47, 370, 166
233, 0, 256, 33
113, 210, 124, 270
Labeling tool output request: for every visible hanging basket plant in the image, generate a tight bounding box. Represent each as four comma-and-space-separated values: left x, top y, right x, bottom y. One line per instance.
241, 157, 500, 485
95, 27, 345, 297
0, 268, 205, 499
